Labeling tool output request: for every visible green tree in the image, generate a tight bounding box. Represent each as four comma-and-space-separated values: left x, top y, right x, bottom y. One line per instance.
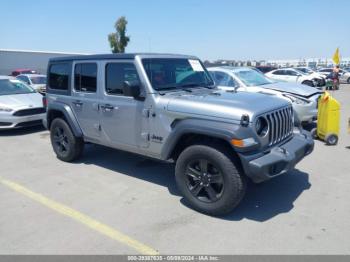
108, 16, 130, 53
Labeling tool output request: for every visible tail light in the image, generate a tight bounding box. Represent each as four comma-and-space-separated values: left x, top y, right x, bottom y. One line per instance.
42, 96, 47, 108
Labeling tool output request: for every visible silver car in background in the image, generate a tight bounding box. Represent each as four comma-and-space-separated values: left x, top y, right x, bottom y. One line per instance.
0, 76, 45, 129
317, 68, 350, 84
294, 66, 327, 88
16, 74, 47, 94
208, 67, 323, 125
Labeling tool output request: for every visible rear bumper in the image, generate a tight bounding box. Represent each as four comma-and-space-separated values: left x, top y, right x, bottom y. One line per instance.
0, 113, 45, 129
239, 130, 314, 183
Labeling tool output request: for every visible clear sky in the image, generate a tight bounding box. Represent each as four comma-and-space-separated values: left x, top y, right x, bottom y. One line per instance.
1, 0, 349, 61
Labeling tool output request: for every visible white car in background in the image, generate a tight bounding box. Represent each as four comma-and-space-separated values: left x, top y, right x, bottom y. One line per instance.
0, 76, 45, 129
265, 68, 323, 88
16, 74, 47, 94
317, 68, 350, 84
294, 67, 326, 87
208, 67, 323, 125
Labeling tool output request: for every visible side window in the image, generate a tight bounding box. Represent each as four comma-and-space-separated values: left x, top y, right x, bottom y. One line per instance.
213, 71, 238, 87
17, 76, 30, 84
49, 63, 70, 90
74, 63, 97, 92
286, 70, 297, 76
105, 63, 139, 96
272, 70, 284, 75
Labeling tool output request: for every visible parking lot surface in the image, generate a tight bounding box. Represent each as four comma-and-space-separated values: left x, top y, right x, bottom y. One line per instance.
1, 85, 350, 255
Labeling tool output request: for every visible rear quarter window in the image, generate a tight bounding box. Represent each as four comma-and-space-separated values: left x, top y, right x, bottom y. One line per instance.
49, 63, 70, 90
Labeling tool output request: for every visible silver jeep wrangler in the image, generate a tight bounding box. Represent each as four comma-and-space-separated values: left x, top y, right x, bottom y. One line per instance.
44, 54, 314, 216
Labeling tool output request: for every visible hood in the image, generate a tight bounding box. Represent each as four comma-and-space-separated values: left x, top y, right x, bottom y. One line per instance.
167, 90, 289, 122
263, 82, 320, 97
0, 93, 43, 109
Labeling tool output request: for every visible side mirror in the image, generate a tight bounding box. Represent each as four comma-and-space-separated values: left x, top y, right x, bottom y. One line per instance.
123, 81, 141, 99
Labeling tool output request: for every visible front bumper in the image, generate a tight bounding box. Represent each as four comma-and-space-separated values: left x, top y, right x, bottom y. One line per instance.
0, 113, 45, 129
294, 103, 318, 123
293, 93, 321, 123
239, 130, 314, 183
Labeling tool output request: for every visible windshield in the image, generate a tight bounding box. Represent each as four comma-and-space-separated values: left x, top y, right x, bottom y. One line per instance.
232, 68, 274, 86
30, 76, 46, 85
142, 58, 214, 91
0, 79, 35, 96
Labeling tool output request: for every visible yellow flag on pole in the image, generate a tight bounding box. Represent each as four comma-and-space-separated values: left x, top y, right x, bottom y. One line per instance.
332, 48, 340, 65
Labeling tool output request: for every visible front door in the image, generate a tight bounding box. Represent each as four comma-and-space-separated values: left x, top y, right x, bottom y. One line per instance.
71, 62, 101, 140
99, 61, 148, 149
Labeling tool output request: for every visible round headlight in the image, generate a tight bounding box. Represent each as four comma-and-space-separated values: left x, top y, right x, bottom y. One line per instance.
256, 117, 269, 137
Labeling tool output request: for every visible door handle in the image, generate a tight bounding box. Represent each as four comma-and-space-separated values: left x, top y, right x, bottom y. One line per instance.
73, 101, 83, 107
100, 104, 117, 112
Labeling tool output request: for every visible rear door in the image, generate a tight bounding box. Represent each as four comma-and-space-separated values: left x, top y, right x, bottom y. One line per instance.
270, 69, 286, 81
99, 61, 148, 149
71, 62, 101, 140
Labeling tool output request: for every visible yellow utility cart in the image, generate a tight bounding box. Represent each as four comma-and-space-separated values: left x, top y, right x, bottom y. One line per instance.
311, 92, 340, 145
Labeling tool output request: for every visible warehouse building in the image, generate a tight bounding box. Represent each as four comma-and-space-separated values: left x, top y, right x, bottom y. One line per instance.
0, 49, 88, 75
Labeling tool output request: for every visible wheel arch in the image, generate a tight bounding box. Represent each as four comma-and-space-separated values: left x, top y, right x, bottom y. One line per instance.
161, 119, 243, 164
47, 103, 83, 138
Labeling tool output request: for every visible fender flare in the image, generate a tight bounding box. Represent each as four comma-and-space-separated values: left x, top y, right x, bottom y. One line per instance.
160, 118, 243, 160
47, 102, 83, 138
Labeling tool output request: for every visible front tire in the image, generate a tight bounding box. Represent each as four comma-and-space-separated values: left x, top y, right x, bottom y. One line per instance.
175, 144, 246, 216
50, 118, 84, 162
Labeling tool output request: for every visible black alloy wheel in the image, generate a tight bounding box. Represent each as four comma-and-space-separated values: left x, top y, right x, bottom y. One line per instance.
53, 126, 69, 155
50, 118, 84, 162
185, 159, 224, 203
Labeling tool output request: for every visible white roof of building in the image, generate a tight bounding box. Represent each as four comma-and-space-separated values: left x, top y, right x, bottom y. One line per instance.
0, 75, 15, 80
0, 48, 89, 55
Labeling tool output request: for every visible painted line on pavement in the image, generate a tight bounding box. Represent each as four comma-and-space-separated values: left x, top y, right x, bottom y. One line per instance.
0, 177, 159, 255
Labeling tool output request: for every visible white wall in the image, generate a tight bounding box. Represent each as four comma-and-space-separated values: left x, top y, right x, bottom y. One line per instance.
0, 50, 87, 75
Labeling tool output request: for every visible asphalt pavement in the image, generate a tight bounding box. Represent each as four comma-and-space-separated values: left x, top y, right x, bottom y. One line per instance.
0, 85, 349, 255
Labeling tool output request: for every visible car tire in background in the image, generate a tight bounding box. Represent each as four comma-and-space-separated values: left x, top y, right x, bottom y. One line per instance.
302, 80, 315, 87
50, 118, 84, 162
175, 143, 246, 216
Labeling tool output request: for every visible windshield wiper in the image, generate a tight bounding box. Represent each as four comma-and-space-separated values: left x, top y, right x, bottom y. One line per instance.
157, 85, 193, 95
157, 82, 214, 95
178, 82, 215, 89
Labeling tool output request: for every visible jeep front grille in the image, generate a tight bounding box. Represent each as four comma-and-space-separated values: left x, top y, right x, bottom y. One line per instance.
265, 106, 294, 146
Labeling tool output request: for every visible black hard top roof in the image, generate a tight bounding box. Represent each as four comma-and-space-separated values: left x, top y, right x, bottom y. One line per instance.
49, 53, 197, 62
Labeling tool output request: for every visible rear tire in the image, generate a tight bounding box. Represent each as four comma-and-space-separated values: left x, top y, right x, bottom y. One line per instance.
175, 144, 246, 216
325, 134, 338, 146
50, 118, 84, 162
